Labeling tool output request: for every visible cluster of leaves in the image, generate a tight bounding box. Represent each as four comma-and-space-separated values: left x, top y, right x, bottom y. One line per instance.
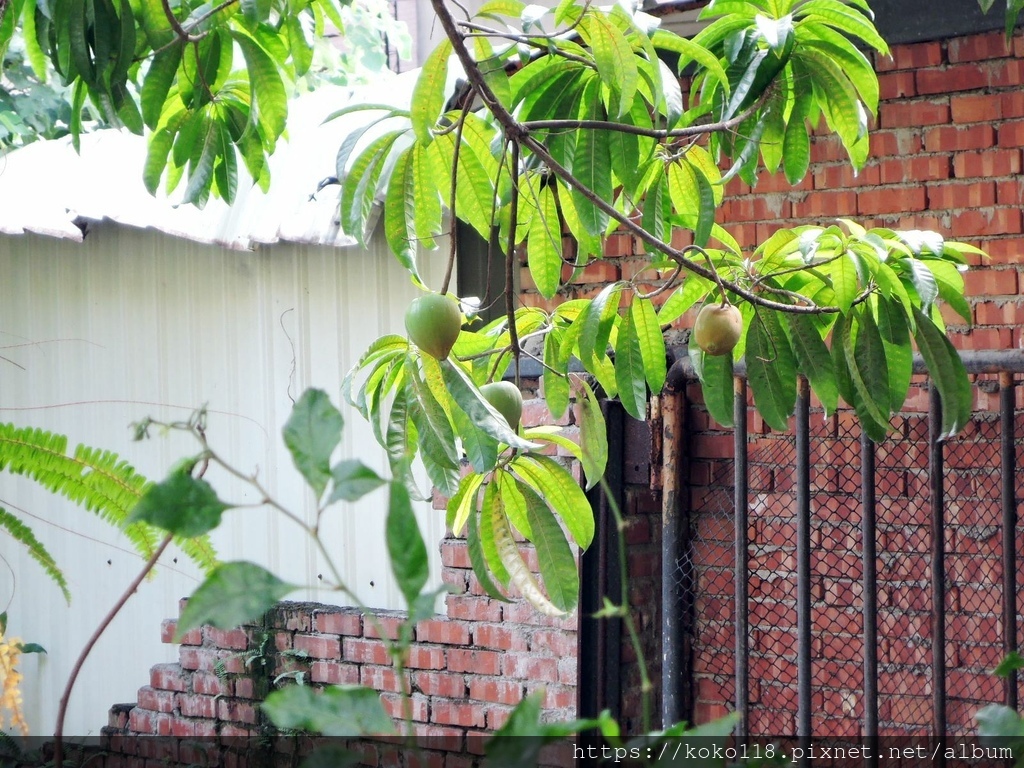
337, 0, 982, 614
0, 0, 408, 205
343, 327, 601, 616
0, 422, 217, 604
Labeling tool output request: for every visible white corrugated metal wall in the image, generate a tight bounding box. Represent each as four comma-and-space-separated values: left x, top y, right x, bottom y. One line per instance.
0, 222, 448, 735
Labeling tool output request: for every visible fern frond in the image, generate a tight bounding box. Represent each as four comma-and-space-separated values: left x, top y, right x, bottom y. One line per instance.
0, 424, 218, 575
0, 507, 70, 603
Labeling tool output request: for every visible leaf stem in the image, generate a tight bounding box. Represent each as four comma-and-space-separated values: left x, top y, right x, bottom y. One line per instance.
440, 101, 473, 296
54, 534, 174, 768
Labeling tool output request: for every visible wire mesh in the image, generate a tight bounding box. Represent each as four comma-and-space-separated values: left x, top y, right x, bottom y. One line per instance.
679, 373, 1020, 740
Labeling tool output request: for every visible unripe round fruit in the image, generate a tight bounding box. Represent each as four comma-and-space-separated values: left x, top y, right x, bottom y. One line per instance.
693, 302, 743, 357
405, 293, 462, 360
480, 381, 523, 432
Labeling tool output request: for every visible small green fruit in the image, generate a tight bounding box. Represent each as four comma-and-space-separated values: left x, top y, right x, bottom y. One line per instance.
693, 302, 743, 356
405, 293, 462, 360
480, 381, 523, 432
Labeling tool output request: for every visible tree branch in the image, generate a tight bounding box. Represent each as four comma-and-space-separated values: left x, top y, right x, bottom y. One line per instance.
161, 0, 205, 42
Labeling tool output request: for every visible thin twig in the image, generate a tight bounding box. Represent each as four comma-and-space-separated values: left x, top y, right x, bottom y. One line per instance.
160, 0, 204, 42
505, 140, 522, 384
54, 534, 174, 768
523, 107, 761, 140
441, 102, 474, 296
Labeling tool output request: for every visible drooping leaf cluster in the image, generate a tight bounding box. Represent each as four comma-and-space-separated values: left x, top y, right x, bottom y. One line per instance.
0, 0, 408, 205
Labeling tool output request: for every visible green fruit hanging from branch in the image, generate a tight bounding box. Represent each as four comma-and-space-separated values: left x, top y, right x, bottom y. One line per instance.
694, 302, 743, 357
480, 381, 523, 433
405, 293, 462, 360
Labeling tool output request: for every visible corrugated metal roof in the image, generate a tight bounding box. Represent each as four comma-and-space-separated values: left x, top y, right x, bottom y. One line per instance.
0, 70, 421, 251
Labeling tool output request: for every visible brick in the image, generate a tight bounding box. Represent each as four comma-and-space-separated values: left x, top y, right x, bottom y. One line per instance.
179, 647, 243, 674
445, 596, 503, 622
791, 190, 856, 219
964, 268, 1018, 297
343, 637, 391, 666
948, 31, 1012, 63
953, 148, 1022, 178
161, 619, 201, 646
522, 397, 572, 427
872, 129, 922, 157
412, 671, 467, 698
877, 155, 951, 185
310, 660, 359, 685
879, 100, 949, 129
407, 646, 447, 670
876, 41, 943, 72
858, 186, 926, 215
362, 614, 404, 640
381, 692, 429, 722
1002, 91, 1024, 118
471, 623, 526, 651
502, 654, 559, 682
431, 700, 486, 729
926, 180, 996, 210
529, 629, 578, 658
569, 260, 619, 284
917, 63, 989, 95
439, 541, 472, 569
951, 208, 1023, 238
950, 93, 1003, 123
923, 124, 995, 152
998, 179, 1024, 205
293, 634, 341, 659
217, 698, 258, 725
812, 163, 880, 189
192, 670, 232, 697
150, 663, 188, 693
312, 610, 361, 636
446, 648, 502, 675
468, 678, 523, 705
205, 627, 249, 650
361, 664, 405, 693
878, 71, 916, 100
177, 693, 218, 719
990, 58, 1024, 87
975, 300, 1024, 325
415, 619, 470, 645
999, 121, 1024, 148
136, 686, 175, 714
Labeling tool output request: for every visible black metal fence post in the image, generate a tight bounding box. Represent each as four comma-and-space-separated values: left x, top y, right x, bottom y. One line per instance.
861, 432, 878, 767
734, 376, 750, 742
1000, 372, 1017, 711
929, 385, 947, 764
795, 377, 812, 760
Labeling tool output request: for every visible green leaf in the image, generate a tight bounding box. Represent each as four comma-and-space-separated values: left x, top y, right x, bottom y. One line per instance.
527, 182, 563, 299
447, 472, 483, 535
580, 12, 637, 118
178, 561, 293, 636
794, 0, 889, 53
129, 470, 230, 538
467, 483, 510, 600
571, 81, 612, 235
480, 476, 512, 585
140, 43, 182, 131
327, 460, 386, 503
16, 642, 46, 655
241, 0, 271, 24
658, 275, 713, 326
578, 281, 623, 365
652, 29, 730, 95
913, 307, 972, 439
829, 252, 861, 313
632, 297, 667, 394
852, 307, 892, 442
785, 313, 838, 416
520, 483, 578, 612
451, 404, 500, 474
994, 651, 1024, 679
614, 306, 647, 421
490, 486, 564, 616
263, 685, 396, 737
745, 310, 797, 432
783, 89, 812, 184
441, 362, 537, 450
511, 455, 593, 549
577, 379, 608, 490
411, 39, 452, 143
0, 507, 70, 603
699, 350, 735, 428
976, 704, 1024, 741
543, 329, 571, 421
873, 295, 912, 413
283, 388, 344, 499
233, 30, 288, 150
387, 481, 429, 609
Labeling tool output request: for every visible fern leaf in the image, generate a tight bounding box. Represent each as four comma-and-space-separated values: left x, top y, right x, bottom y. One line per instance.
0, 424, 218, 575
0, 507, 71, 603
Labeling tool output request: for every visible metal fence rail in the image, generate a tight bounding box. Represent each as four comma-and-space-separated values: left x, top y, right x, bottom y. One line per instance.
661, 349, 1024, 758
